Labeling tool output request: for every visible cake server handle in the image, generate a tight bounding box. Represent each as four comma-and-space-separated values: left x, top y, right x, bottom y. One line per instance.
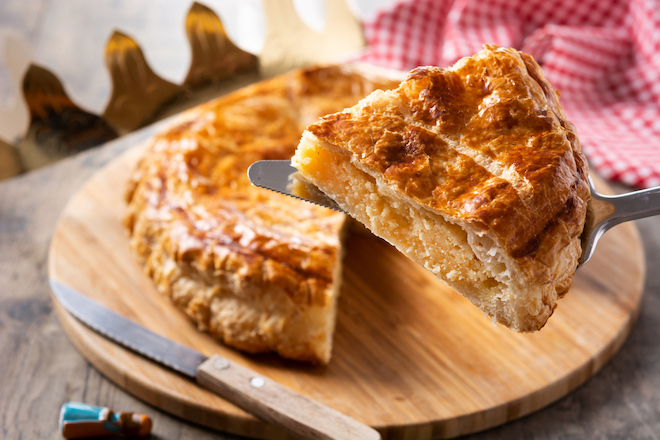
580, 180, 660, 267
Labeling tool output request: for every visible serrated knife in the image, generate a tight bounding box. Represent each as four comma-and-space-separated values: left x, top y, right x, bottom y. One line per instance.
49, 280, 380, 440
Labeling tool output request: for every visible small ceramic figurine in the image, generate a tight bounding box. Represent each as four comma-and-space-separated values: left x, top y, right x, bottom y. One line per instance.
59, 402, 152, 439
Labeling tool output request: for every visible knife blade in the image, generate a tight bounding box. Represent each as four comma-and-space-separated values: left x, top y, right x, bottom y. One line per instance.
50, 280, 380, 440
247, 160, 345, 213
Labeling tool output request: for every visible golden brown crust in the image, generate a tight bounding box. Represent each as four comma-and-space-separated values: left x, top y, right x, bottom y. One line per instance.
124, 66, 399, 363
298, 47, 590, 331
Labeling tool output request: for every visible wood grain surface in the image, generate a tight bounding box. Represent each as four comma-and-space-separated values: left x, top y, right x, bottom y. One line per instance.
47, 140, 645, 440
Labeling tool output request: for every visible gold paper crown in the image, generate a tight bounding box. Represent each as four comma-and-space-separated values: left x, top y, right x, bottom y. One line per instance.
1, 0, 364, 178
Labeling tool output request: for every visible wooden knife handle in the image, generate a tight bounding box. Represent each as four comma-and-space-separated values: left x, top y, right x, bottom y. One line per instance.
196, 355, 380, 440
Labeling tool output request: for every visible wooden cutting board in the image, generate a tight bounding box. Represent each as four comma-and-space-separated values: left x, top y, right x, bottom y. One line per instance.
48, 142, 646, 440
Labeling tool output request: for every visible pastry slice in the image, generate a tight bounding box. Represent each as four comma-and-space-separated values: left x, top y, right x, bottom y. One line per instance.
292, 46, 590, 332
125, 66, 398, 363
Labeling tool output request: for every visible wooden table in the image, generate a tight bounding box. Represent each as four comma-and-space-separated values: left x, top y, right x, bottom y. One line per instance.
0, 120, 659, 440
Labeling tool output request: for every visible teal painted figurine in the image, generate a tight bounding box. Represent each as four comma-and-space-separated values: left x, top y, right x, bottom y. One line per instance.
59, 402, 152, 439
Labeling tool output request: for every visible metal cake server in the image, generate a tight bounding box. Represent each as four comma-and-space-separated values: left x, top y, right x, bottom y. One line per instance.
50, 280, 380, 440
247, 160, 346, 214
248, 160, 660, 268
579, 177, 660, 267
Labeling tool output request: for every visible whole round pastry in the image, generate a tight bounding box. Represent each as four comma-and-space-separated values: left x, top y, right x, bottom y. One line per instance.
124, 66, 399, 364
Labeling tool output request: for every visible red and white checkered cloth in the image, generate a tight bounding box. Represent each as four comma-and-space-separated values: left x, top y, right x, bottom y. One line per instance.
359, 0, 660, 188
